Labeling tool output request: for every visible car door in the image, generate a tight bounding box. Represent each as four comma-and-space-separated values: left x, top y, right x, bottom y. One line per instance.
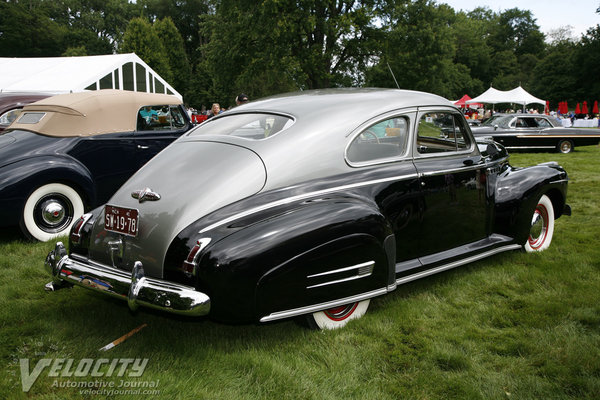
346, 111, 422, 265
69, 132, 137, 204
412, 108, 489, 264
134, 104, 191, 169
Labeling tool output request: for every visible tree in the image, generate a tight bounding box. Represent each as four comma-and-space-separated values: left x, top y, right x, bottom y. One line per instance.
153, 18, 191, 96
120, 17, 173, 83
199, 0, 379, 106
366, 0, 471, 99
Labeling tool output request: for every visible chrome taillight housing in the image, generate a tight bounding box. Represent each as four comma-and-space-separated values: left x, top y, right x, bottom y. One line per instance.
181, 238, 212, 277
70, 213, 92, 244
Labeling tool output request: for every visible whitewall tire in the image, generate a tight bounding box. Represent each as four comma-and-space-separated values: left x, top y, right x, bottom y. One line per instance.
524, 194, 554, 252
21, 183, 85, 242
306, 300, 370, 330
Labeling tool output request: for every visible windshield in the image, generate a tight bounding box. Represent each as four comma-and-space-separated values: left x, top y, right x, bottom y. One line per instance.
189, 113, 294, 140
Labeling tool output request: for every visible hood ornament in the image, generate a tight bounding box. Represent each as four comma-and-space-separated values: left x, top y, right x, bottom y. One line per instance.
131, 187, 161, 203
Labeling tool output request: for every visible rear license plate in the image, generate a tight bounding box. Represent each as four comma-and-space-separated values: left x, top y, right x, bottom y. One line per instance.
104, 205, 139, 237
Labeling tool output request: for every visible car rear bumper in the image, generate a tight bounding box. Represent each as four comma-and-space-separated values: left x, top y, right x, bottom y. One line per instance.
45, 242, 211, 317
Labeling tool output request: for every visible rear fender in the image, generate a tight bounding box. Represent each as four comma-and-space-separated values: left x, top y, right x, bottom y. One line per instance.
192, 196, 394, 323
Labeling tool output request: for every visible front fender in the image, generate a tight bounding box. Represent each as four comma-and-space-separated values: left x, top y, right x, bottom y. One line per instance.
493, 162, 568, 244
0, 156, 95, 226
171, 195, 394, 324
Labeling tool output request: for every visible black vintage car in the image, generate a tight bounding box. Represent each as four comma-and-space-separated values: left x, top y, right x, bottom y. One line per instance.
0, 90, 191, 241
470, 113, 600, 153
45, 89, 570, 330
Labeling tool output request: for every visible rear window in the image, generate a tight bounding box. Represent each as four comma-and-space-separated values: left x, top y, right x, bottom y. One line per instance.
16, 112, 46, 124
189, 113, 293, 140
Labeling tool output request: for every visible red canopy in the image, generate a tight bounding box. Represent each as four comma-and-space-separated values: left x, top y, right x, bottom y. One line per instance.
593, 100, 599, 114
454, 94, 483, 109
582, 101, 589, 114
575, 103, 581, 114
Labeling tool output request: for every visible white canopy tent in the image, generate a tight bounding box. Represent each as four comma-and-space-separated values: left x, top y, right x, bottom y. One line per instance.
0, 53, 181, 100
466, 86, 545, 107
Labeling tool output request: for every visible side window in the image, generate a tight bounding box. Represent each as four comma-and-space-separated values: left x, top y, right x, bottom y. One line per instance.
347, 116, 408, 164
417, 112, 470, 154
137, 105, 187, 131
536, 118, 552, 128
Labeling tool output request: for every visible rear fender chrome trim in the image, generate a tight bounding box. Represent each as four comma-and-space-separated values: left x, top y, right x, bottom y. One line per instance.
306, 260, 374, 289
199, 174, 418, 233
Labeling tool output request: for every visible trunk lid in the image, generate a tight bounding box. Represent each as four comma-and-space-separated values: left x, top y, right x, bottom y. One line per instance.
88, 140, 266, 278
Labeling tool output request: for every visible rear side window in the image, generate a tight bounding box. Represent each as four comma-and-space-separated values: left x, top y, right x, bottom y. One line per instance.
346, 116, 409, 164
137, 105, 187, 131
417, 112, 470, 154
189, 113, 294, 140
16, 112, 46, 124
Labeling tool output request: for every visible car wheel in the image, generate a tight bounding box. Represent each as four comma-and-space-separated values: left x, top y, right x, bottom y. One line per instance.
557, 139, 574, 154
305, 300, 370, 330
21, 183, 85, 242
524, 194, 554, 252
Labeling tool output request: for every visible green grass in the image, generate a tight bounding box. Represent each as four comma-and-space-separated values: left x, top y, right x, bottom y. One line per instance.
1, 146, 600, 399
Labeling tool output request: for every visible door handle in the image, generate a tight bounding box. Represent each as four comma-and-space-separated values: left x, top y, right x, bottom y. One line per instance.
137, 145, 149, 150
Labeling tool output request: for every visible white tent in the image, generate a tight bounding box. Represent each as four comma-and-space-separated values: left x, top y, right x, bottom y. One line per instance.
466, 86, 545, 106
0, 53, 181, 100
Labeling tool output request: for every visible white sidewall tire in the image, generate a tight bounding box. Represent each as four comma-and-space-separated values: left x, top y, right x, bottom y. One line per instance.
524, 194, 554, 253
310, 300, 370, 330
22, 183, 84, 242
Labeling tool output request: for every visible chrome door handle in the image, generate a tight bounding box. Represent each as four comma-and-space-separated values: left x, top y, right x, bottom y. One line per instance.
137, 145, 149, 150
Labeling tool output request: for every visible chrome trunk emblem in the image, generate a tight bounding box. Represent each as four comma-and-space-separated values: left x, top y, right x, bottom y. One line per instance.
131, 188, 161, 203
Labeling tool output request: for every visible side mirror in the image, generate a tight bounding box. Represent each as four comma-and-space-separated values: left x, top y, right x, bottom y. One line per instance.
494, 124, 498, 131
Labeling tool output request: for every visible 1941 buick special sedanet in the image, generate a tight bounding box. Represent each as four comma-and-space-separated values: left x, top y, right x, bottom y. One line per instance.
45, 89, 571, 329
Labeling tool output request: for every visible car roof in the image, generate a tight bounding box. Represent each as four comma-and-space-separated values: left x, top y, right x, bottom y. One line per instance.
8, 89, 182, 137
230, 88, 453, 121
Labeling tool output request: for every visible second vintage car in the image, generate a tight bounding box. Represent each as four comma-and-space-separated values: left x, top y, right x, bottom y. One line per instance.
0, 89, 192, 241
46, 89, 570, 330
470, 113, 600, 153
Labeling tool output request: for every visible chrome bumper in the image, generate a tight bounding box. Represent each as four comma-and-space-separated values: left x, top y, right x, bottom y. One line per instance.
45, 242, 211, 317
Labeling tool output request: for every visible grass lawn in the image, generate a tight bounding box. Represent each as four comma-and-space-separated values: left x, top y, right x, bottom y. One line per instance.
1, 146, 599, 399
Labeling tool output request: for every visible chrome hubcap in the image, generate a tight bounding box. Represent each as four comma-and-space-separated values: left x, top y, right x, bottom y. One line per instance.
529, 205, 548, 249
324, 303, 358, 321
42, 200, 65, 226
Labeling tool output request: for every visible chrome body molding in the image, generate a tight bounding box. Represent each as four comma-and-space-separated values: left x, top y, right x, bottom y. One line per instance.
198, 173, 419, 233
45, 242, 210, 317
259, 287, 389, 323
306, 260, 375, 289
395, 244, 522, 286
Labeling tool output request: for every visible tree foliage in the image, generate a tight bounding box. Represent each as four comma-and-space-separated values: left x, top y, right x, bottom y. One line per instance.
0, 0, 599, 110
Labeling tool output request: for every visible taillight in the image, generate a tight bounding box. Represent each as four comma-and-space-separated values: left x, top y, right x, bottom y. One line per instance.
181, 238, 211, 277
70, 213, 92, 244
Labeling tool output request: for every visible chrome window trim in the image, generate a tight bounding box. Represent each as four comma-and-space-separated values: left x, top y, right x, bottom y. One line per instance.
413, 108, 477, 159
344, 109, 417, 168
198, 172, 419, 233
